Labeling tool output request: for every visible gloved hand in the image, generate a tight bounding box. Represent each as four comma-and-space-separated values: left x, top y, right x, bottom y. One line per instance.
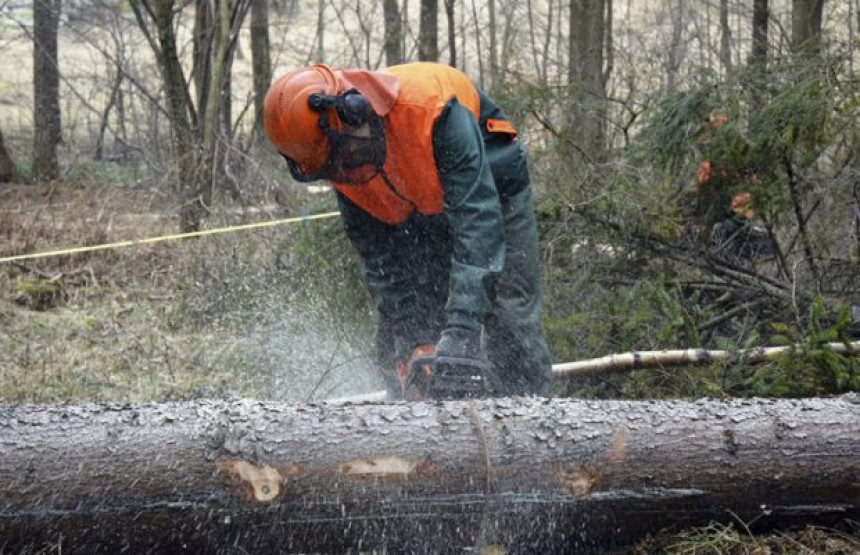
428, 327, 489, 399
394, 344, 436, 400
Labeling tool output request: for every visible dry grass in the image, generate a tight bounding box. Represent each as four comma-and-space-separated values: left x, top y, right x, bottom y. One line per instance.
0, 178, 381, 404
635, 522, 859, 555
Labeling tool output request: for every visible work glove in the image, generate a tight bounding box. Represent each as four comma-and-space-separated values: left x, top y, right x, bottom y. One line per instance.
427, 327, 489, 400
394, 344, 436, 400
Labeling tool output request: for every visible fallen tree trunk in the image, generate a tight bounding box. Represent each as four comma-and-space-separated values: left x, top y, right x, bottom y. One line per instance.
1, 397, 857, 553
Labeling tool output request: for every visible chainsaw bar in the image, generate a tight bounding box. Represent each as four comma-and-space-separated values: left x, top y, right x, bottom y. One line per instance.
408, 355, 494, 399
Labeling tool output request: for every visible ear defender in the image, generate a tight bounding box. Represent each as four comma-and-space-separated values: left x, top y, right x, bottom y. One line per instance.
307, 90, 373, 128
337, 92, 372, 127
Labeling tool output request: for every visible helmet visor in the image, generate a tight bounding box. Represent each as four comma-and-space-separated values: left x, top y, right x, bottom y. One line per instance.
325, 133, 385, 184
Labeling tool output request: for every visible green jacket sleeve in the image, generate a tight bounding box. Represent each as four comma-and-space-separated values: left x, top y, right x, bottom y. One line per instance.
433, 99, 505, 332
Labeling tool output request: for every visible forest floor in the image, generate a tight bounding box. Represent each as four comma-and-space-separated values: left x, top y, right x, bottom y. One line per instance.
0, 178, 380, 404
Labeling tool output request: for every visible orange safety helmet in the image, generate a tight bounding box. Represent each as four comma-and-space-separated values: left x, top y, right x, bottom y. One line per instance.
263, 64, 340, 176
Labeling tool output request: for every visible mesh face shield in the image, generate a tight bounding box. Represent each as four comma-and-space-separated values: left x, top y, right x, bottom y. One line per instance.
284, 89, 387, 185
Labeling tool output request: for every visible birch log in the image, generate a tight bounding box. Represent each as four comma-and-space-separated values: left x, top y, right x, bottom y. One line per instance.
553, 340, 860, 378
1, 396, 857, 553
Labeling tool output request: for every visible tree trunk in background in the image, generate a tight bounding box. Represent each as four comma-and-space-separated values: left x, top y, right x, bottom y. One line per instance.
750, 0, 769, 119
487, 0, 498, 91
131, 0, 250, 230
94, 50, 124, 161
144, 0, 201, 231
567, 0, 607, 161
444, 0, 456, 67
419, 0, 438, 61
383, 0, 404, 66
250, 0, 271, 139
792, 0, 825, 55
751, 0, 768, 66
470, 0, 485, 88
719, 0, 732, 75
194, 1, 214, 115
32, 0, 61, 182
199, 0, 231, 208
0, 398, 857, 553
0, 127, 21, 183
313, 0, 325, 62
851, 0, 857, 78
664, 0, 686, 94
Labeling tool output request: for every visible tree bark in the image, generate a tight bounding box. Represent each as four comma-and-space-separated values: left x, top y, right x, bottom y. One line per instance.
719, 0, 732, 75
313, 0, 325, 62
470, 0, 484, 88
32, 0, 62, 182
792, 0, 825, 55
250, 0, 271, 139
487, 0, 498, 90
131, 0, 249, 231
383, 0, 404, 66
0, 127, 21, 183
443, 0, 456, 67
566, 0, 607, 161
418, 0, 438, 61
1, 397, 857, 553
751, 0, 768, 67
749, 0, 769, 119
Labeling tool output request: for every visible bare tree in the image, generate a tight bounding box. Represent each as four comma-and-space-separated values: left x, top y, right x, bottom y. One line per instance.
32, 0, 62, 182
250, 0, 271, 139
0, 127, 21, 183
443, 0, 456, 67
313, 0, 325, 62
129, 0, 251, 231
664, 0, 688, 94
751, 0, 769, 67
328, 0, 379, 68
749, 0, 769, 118
418, 0, 438, 61
719, 0, 732, 74
566, 0, 608, 160
383, 0, 404, 66
487, 0, 498, 90
526, 0, 554, 85
469, 0, 484, 88
93, 25, 126, 162
132, 0, 198, 229
792, 0, 825, 55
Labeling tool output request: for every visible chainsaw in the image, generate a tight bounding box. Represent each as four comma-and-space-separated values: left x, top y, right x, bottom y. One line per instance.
395, 346, 493, 400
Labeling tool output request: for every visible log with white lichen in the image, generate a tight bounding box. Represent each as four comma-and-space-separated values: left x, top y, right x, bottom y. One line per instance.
0, 396, 858, 553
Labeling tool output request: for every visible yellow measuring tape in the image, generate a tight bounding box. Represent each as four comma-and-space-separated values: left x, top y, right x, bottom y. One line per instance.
0, 211, 341, 264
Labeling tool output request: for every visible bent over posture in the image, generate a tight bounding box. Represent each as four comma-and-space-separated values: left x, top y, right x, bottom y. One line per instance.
264, 62, 551, 399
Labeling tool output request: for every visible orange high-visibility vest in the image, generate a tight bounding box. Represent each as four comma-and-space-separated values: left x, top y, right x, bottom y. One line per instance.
697, 160, 755, 219
332, 63, 482, 225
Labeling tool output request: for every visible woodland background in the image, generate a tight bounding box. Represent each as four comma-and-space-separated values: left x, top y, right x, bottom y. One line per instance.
0, 1, 858, 549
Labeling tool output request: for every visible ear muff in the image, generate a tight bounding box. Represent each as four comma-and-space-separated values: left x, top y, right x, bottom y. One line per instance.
307, 89, 373, 128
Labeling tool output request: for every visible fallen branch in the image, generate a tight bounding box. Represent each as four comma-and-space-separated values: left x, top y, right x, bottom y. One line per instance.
338, 341, 860, 400
553, 340, 860, 378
